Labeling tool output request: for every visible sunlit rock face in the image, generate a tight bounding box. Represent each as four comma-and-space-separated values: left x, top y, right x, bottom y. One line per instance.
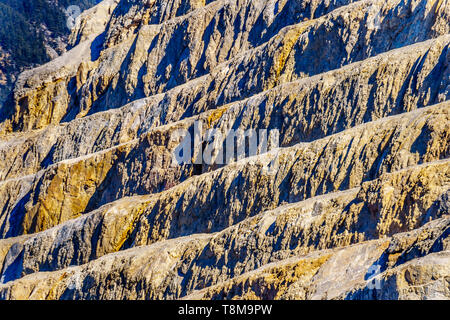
0, 0, 449, 300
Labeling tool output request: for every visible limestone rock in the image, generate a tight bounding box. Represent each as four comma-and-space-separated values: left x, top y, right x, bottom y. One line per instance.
0, 0, 448, 300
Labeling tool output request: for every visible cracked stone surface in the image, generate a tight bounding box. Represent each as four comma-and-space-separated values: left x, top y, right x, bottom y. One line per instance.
0, 0, 448, 300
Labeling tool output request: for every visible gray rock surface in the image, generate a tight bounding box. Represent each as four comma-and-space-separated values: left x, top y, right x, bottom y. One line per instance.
0, 0, 448, 300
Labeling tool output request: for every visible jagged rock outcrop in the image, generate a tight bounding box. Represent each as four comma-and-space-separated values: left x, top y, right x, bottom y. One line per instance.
5, 0, 449, 132
0, 0, 448, 300
0, 102, 448, 239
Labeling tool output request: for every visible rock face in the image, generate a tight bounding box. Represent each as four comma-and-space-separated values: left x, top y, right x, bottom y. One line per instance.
0, 0, 449, 300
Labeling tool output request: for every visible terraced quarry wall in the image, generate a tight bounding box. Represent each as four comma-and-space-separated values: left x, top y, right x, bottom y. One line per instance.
0, 0, 449, 300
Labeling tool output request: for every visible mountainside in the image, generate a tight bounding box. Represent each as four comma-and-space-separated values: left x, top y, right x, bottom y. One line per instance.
0, 0, 449, 300
0, 0, 98, 108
